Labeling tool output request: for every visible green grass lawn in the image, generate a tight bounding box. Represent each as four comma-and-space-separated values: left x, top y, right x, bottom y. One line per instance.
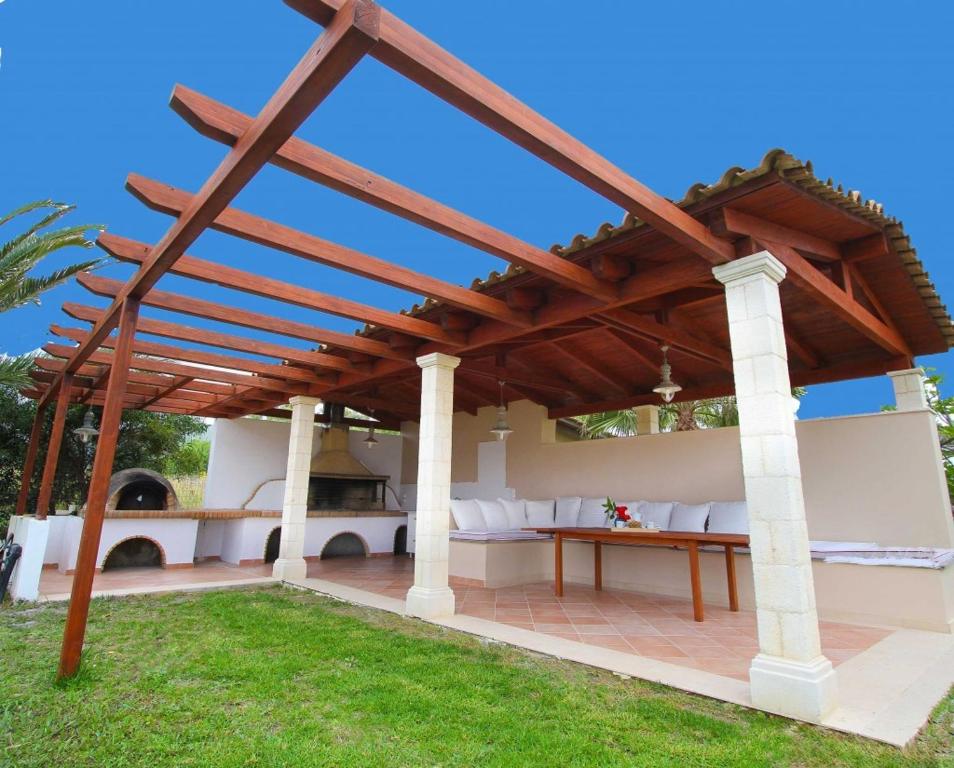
1, 587, 952, 767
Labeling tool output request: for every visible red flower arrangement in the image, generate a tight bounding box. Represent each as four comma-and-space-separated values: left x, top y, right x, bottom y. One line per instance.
602, 497, 632, 526
615, 505, 630, 523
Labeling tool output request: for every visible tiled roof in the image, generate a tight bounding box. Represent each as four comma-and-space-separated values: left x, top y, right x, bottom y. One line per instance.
362, 149, 953, 346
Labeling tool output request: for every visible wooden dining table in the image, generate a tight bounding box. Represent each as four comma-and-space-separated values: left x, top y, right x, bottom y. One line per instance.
527, 527, 750, 622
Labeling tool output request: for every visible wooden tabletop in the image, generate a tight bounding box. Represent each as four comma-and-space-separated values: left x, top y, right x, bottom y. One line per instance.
526, 527, 749, 546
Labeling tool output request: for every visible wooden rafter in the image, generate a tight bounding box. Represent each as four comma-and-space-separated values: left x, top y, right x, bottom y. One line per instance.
99, 232, 461, 346
63, 303, 351, 373
39, 0, 380, 409
712, 208, 841, 262
77, 273, 409, 362
125, 175, 533, 327
170, 86, 618, 301
286, 0, 736, 266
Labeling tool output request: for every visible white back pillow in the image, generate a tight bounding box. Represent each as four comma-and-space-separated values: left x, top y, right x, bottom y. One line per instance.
475, 499, 510, 532
450, 499, 486, 532
707, 501, 749, 534
637, 501, 674, 530
498, 498, 527, 530
525, 499, 556, 527
669, 502, 711, 532
555, 496, 582, 527
578, 497, 610, 527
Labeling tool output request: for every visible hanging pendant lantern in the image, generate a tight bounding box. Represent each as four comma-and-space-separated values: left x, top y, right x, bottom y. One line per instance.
73, 408, 99, 444
489, 380, 513, 441
652, 344, 682, 403
364, 408, 379, 448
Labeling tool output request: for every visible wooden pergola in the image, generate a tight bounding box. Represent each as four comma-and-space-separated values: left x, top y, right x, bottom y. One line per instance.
16, 0, 951, 679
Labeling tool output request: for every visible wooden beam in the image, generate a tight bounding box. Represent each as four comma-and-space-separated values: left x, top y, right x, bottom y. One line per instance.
14, 403, 47, 516
843, 232, 889, 263
32, 363, 235, 403
544, 337, 628, 398
52, 325, 328, 386
99, 232, 460, 345
58, 297, 140, 679
713, 208, 841, 262
759, 240, 912, 357
126, 174, 533, 327
34, 373, 73, 520
77, 273, 408, 362
139, 376, 193, 409
597, 308, 732, 370
602, 328, 661, 373
285, 0, 735, 265
170, 86, 619, 300
548, 382, 733, 419
42, 344, 314, 396
63, 303, 352, 373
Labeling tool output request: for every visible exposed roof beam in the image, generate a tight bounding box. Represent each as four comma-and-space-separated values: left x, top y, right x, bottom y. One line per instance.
170, 86, 618, 301
286, 0, 735, 266
63, 303, 351, 373
543, 337, 628, 398
596, 308, 733, 370
99, 232, 460, 346
39, 1, 379, 408
125, 175, 533, 327
712, 208, 841, 262
759, 240, 912, 357
77, 273, 409, 362
42, 343, 316, 396
34, 357, 238, 398
51, 325, 325, 386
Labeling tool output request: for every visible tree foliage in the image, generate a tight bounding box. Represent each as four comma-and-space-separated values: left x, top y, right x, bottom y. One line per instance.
0, 389, 206, 525
0, 200, 105, 388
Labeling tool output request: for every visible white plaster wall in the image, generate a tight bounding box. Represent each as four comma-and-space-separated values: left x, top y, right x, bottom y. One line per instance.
40, 515, 74, 566
205, 418, 405, 511
57, 518, 198, 571
194, 519, 226, 560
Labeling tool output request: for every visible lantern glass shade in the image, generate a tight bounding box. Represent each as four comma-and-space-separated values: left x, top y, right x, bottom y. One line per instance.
652, 345, 682, 403
490, 404, 513, 441
73, 409, 99, 444
364, 427, 379, 448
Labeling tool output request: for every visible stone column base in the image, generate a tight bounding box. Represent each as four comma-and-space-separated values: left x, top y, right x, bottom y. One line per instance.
9, 517, 50, 602
405, 585, 455, 619
749, 653, 838, 723
272, 558, 307, 582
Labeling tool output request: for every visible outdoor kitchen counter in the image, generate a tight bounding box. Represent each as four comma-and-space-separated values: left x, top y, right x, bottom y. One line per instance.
88, 509, 407, 520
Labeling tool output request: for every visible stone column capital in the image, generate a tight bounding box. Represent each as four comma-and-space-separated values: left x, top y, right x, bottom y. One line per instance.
713, 251, 786, 287
416, 352, 461, 371
887, 367, 925, 380
288, 395, 320, 409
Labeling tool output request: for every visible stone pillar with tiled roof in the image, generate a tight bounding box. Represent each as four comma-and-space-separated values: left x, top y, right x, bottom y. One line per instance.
714, 251, 838, 723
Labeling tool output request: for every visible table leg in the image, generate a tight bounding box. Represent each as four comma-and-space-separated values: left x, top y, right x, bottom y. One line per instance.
725, 545, 739, 612
594, 541, 602, 591
688, 541, 703, 622
554, 531, 564, 598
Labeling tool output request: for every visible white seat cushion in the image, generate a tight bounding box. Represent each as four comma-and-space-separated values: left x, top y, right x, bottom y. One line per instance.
450, 499, 486, 532
555, 496, 582, 527
525, 499, 555, 527
498, 498, 527, 530
578, 497, 610, 527
669, 502, 711, 532
637, 501, 674, 530
475, 499, 510, 532
707, 501, 749, 534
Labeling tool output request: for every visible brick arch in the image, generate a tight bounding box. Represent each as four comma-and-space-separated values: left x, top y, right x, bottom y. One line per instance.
101, 535, 167, 571
319, 530, 369, 559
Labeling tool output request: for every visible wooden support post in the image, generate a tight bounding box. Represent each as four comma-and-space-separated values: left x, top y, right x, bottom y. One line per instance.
35, 372, 74, 520
15, 403, 48, 517
594, 541, 602, 591
58, 298, 140, 680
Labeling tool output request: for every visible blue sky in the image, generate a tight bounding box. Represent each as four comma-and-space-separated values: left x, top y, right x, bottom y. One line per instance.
1, 0, 951, 419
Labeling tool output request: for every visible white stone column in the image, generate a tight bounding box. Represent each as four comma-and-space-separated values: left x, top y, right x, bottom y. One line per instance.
713, 252, 837, 723
634, 405, 660, 435
406, 352, 460, 619
272, 395, 319, 581
888, 368, 928, 411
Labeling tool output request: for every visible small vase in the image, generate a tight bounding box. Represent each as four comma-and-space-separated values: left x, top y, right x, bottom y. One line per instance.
613, 520, 626, 529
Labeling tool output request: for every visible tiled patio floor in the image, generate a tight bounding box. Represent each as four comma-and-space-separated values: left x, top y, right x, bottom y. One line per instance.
307, 555, 891, 681
38, 560, 274, 601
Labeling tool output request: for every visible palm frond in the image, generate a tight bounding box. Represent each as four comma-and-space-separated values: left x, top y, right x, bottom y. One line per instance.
0, 205, 80, 261
0, 259, 104, 312
0, 199, 70, 228
0, 224, 102, 274
0, 354, 37, 390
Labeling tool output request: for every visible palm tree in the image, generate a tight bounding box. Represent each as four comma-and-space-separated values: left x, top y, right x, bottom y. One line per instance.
0, 200, 104, 388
